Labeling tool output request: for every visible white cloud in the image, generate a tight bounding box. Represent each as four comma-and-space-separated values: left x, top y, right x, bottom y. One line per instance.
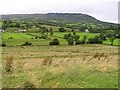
0, 0, 119, 23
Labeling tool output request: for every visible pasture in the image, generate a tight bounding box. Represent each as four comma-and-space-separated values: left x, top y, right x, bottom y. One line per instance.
2, 32, 120, 46
2, 31, 119, 88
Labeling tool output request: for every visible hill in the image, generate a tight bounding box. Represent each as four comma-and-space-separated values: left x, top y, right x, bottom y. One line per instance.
2, 13, 117, 28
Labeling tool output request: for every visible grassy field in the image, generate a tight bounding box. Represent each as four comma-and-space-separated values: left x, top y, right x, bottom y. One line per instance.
1, 32, 119, 88
2, 32, 120, 46
2, 45, 118, 88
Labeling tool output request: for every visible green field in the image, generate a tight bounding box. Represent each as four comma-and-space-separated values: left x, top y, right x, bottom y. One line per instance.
2, 32, 120, 46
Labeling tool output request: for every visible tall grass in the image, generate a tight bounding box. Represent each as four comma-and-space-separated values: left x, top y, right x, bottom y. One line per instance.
5, 56, 14, 73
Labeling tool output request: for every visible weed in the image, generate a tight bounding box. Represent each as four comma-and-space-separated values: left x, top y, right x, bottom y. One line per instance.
5, 55, 14, 73
41, 57, 53, 66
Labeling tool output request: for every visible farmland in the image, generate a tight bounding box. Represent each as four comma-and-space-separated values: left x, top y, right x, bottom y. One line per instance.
2, 44, 118, 88
2, 32, 120, 46
1, 13, 119, 88
1, 31, 119, 88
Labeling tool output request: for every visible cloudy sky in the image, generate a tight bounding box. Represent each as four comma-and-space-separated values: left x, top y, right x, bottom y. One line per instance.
0, 0, 119, 23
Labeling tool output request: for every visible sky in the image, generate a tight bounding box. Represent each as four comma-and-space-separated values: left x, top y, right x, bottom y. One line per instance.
0, 0, 119, 23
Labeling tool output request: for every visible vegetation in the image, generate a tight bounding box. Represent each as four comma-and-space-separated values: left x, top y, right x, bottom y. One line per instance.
49, 38, 60, 45
1, 13, 119, 88
21, 41, 32, 46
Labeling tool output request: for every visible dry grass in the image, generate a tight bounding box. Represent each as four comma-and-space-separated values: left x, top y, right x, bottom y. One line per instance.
2, 45, 118, 88
41, 57, 53, 66
5, 55, 14, 73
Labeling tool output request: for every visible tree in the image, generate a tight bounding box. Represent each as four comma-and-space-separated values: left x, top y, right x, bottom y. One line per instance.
67, 37, 74, 45
99, 33, 106, 40
71, 29, 74, 32
88, 36, 103, 44
110, 37, 115, 45
75, 39, 85, 45
83, 35, 87, 43
59, 27, 65, 32
50, 32, 54, 36
74, 35, 80, 41
105, 30, 116, 38
49, 27, 53, 32
49, 38, 60, 45
73, 31, 76, 35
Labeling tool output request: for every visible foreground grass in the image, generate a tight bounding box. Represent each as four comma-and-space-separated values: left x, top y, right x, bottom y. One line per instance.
2, 45, 118, 88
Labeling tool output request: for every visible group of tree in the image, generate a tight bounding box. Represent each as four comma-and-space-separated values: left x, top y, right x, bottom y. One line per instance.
63, 32, 103, 45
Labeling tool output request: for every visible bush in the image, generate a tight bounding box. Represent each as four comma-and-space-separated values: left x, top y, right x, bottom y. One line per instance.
67, 37, 74, 45
49, 38, 60, 45
73, 31, 76, 35
10, 37, 13, 39
88, 38, 95, 44
59, 27, 65, 32
21, 41, 32, 46
88, 36, 103, 44
31, 37, 34, 39
35, 36, 38, 39
74, 35, 80, 41
1, 43, 6, 47
71, 29, 74, 32
75, 39, 85, 45
115, 34, 120, 38
99, 33, 106, 40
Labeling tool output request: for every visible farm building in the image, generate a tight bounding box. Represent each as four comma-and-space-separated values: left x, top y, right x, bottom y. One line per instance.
19, 29, 26, 33
0, 29, 5, 33
85, 29, 89, 32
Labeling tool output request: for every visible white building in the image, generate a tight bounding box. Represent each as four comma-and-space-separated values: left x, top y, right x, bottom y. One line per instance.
0, 29, 5, 33
19, 29, 26, 33
85, 29, 89, 32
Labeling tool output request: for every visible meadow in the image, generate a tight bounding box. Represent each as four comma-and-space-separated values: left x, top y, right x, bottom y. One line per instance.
2, 32, 120, 46
2, 31, 119, 88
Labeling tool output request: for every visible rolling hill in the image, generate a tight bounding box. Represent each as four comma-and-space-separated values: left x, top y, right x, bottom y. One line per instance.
2, 13, 117, 29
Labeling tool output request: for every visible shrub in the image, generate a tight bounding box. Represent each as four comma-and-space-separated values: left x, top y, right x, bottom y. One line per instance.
63, 33, 72, 40
1, 43, 6, 47
67, 37, 74, 45
73, 31, 76, 35
88, 38, 95, 44
88, 36, 103, 44
10, 37, 13, 39
35, 36, 38, 39
71, 29, 74, 32
59, 27, 65, 32
49, 38, 60, 45
21, 41, 32, 46
75, 39, 85, 45
115, 34, 120, 38
75, 40, 80, 45
99, 33, 106, 40
63, 34, 68, 39
74, 35, 80, 41
50, 32, 54, 36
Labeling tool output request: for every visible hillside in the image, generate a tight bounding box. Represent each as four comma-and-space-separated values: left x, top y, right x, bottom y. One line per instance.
2, 13, 116, 28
